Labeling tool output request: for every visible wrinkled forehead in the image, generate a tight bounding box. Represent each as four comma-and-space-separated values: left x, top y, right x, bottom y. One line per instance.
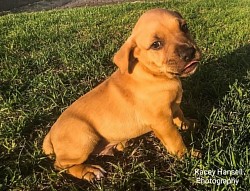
132, 9, 185, 47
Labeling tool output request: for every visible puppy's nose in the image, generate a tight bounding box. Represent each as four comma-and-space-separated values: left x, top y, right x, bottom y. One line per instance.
177, 45, 196, 62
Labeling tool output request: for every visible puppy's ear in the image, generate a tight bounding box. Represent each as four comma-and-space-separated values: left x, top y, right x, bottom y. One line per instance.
173, 11, 183, 19
113, 37, 137, 74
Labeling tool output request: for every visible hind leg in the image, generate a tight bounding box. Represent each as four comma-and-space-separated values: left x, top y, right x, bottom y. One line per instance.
52, 125, 106, 181
43, 131, 54, 157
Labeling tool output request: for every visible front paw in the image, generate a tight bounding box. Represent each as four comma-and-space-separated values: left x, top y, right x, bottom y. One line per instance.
171, 148, 202, 159
179, 118, 199, 131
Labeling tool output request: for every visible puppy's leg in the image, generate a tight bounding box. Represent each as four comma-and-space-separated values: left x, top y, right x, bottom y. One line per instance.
53, 126, 106, 181
152, 119, 187, 158
43, 131, 54, 157
55, 163, 106, 181
156, 114, 201, 158
172, 104, 196, 130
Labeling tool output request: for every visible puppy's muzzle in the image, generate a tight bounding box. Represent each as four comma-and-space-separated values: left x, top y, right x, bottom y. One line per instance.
177, 45, 196, 62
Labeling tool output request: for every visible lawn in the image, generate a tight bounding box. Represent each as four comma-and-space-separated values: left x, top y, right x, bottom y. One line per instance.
0, 0, 249, 190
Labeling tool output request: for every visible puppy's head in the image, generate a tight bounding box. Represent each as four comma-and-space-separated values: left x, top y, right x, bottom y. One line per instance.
113, 8, 202, 78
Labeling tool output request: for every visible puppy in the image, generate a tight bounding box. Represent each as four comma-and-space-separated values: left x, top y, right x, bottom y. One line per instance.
43, 8, 202, 181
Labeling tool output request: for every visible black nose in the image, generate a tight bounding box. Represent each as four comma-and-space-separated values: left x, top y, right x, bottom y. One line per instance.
177, 45, 196, 62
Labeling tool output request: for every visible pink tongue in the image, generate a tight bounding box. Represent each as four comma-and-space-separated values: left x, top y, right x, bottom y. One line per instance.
183, 61, 199, 73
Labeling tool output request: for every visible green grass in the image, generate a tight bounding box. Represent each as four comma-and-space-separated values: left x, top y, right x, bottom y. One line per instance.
0, 0, 249, 190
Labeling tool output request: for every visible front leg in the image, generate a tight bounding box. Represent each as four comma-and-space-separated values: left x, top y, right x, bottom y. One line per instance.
171, 104, 202, 158
152, 117, 201, 158
152, 119, 187, 158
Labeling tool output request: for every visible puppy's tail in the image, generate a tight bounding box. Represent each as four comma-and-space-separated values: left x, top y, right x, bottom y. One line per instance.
42, 132, 54, 157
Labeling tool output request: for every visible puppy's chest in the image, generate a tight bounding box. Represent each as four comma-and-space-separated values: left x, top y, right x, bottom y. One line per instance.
134, 84, 180, 110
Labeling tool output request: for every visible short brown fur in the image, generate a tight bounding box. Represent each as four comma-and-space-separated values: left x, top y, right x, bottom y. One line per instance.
43, 8, 202, 181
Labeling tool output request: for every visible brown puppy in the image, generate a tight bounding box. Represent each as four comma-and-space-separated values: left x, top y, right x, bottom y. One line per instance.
43, 8, 202, 181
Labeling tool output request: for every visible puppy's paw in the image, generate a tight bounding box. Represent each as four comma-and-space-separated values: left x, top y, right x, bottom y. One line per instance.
179, 118, 199, 131
66, 164, 106, 182
82, 165, 107, 182
168, 146, 188, 160
170, 148, 201, 160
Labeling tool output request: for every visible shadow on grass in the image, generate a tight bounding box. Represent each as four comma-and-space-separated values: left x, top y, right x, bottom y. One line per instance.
183, 45, 250, 111
182, 43, 250, 125
182, 43, 250, 149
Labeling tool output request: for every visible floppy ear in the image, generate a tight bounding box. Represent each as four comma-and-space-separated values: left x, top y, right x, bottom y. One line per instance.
173, 11, 183, 19
113, 37, 137, 74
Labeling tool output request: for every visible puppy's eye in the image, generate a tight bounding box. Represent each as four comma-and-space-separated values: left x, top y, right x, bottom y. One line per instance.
181, 23, 188, 33
150, 41, 163, 50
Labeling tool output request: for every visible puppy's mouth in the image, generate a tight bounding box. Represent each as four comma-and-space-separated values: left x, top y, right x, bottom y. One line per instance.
180, 61, 199, 76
